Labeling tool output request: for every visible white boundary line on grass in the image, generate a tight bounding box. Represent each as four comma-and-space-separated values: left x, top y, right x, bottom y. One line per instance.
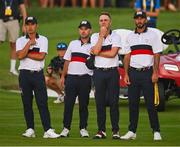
8, 89, 95, 98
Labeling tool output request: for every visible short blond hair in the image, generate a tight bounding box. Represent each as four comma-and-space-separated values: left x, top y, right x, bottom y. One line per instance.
99, 12, 111, 20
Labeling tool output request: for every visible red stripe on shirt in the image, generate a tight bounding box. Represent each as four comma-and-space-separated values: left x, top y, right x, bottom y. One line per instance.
71, 57, 87, 63
131, 49, 154, 55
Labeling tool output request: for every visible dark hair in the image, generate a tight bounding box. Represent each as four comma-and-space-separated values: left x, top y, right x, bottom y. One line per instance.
99, 12, 111, 19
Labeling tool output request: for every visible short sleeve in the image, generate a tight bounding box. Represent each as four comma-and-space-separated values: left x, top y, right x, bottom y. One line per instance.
63, 42, 72, 61
40, 37, 48, 54
16, 38, 23, 52
90, 33, 98, 47
112, 34, 121, 48
123, 35, 131, 54
151, 32, 163, 54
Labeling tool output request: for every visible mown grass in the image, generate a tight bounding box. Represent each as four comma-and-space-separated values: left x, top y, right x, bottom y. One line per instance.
0, 7, 180, 146
0, 90, 180, 146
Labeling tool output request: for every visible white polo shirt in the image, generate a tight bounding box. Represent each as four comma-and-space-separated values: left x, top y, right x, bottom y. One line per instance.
125, 28, 163, 68
91, 31, 121, 68
16, 34, 48, 71
63, 39, 93, 76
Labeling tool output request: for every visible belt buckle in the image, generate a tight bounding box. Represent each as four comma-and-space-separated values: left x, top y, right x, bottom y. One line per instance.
30, 69, 41, 73
140, 67, 150, 71
143, 67, 150, 71
102, 68, 108, 71
142, 67, 146, 71
9, 16, 14, 20
136, 68, 141, 71
2, 16, 14, 22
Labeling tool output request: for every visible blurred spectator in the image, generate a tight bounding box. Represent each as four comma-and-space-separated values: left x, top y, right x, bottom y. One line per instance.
81, 0, 107, 8
71, 0, 77, 7
39, 0, 63, 8
82, 0, 96, 8
135, 0, 160, 28
48, 0, 66, 7
24, 0, 31, 7
56, 0, 79, 8
115, 0, 130, 7
177, 0, 180, 9
39, 0, 48, 8
164, 0, 179, 11
104, 0, 112, 7
49, 0, 54, 8
45, 42, 67, 104
130, 0, 135, 7
99, 0, 104, 7
60, 0, 66, 7
0, 0, 27, 75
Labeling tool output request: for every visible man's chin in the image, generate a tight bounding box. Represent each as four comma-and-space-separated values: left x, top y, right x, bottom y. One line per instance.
28, 31, 34, 34
136, 24, 145, 29
81, 36, 89, 39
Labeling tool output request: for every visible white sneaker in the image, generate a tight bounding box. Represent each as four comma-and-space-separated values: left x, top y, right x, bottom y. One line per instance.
54, 98, 63, 104
93, 131, 106, 139
112, 131, 120, 139
120, 131, 136, 140
75, 97, 79, 104
10, 70, 19, 76
54, 95, 64, 104
60, 128, 69, 137
80, 128, 89, 137
22, 128, 35, 138
43, 128, 60, 138
154, 132, 162, 141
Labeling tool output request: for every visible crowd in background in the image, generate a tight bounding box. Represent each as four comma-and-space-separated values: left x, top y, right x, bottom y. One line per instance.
24, 0, 180, 11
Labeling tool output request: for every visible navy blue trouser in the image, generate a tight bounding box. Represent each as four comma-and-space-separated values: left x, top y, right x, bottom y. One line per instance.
93, 68, 120, 132
19, 70, 51, 131
128, 67, 160, 133
63, 74, 91, 130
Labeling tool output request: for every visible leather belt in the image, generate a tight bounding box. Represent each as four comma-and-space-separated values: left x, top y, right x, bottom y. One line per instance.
130, 66, 152, 71
2, 16, 17, 22
20, 69, 43, 73
95, 67, 117, 71
68, 74, 90, 77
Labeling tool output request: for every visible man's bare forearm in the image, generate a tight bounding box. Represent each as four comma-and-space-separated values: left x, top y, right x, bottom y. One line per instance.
16, 41, 31, 60
146, 9, 159, 17
123, 53, 130, 74
19, 4, 27, 25
27, 52, 46, 61
61, 60, 70, 77
153, 53, 160, 74
98, 47, 120, 58
91, 36, 104, 55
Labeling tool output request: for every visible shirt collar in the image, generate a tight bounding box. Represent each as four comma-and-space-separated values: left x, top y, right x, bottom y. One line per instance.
25, 33, 39, 39
104, 29, 112, 39
134, 27, 148, 34
78, 37, 91, 46
109, 29, 112, 35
